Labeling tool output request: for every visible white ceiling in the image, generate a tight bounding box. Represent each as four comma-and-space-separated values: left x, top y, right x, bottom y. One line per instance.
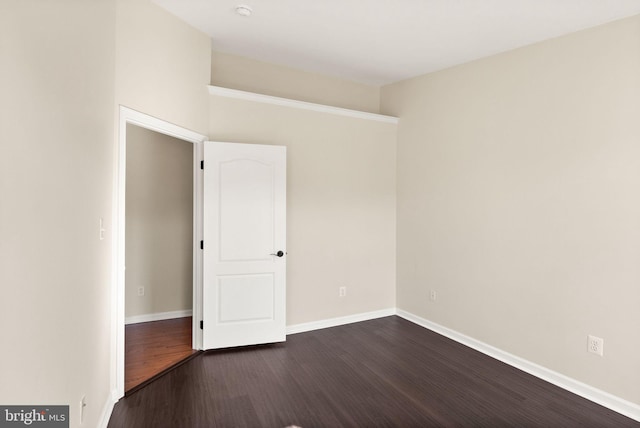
153, 0, 640, 86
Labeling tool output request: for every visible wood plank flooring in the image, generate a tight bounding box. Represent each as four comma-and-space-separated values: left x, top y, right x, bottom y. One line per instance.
125, 317, 198, 393
111, 316, 639, 427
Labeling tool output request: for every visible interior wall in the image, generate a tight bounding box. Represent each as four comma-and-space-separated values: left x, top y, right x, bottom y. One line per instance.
209, 97, 397, 325
211, 51, 381, 114
381, 15, 640, 405
116, 0, 211, 135
0, 1, 116, 427
0, 0, 211, 425
125, 124, 193, 319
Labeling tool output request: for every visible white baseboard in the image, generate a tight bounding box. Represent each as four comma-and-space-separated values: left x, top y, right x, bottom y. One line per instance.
125, 309, 193, 325
396, 309, 640, 423
286, 308, 396, 335
97, 392, 117, 428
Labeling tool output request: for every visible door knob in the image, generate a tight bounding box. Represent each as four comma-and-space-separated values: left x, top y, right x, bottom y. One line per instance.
270, 250, 285, 257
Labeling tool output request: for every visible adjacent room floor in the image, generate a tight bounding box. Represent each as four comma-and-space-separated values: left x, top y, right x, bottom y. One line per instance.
112, 316, 639, 427
125, 317, 198, 393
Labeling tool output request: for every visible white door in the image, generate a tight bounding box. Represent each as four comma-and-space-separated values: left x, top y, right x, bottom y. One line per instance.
202, 141, 286, 349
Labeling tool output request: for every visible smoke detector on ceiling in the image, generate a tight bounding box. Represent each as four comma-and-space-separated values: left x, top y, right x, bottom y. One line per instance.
235, 5, 253, 17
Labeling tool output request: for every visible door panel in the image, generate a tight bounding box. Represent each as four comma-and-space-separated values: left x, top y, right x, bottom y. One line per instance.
203, 142, 286, 349
218, 274, 275, 322
219, 159, 274, 262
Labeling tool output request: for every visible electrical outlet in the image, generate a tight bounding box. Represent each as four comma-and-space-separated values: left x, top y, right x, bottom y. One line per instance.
80, 396, 86, 424
587, 335, 604, 356
137, 287, 144, 296
339, 286, 346, 297
430, 290, 437, 301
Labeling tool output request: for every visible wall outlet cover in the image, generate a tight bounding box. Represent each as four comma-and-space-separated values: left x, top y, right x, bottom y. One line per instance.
587, 335, 604, 356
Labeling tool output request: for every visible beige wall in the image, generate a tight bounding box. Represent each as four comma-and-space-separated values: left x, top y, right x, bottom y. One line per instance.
209, 97, 397, 325
211, 51, 381, 114
0, 0, 211, 426
125, 125, 193, 318
116, 0, 211, 135
382, 15, 640, 405
0, 1, 116, 427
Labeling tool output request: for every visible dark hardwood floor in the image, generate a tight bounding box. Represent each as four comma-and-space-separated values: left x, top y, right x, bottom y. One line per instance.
125, 317, 198, 393
111, 316, 639, 427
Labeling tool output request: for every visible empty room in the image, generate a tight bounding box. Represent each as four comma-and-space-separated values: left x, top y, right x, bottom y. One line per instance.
1, 0, 640, 427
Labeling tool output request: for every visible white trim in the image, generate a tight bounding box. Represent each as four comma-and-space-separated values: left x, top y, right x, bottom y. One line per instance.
125, 309, 193, 325
208, 85, 399, 124
119, 107, 208, 143
112, 106, 207, 399
97, 394, 117, 428
286, 308, 396, 335
396, 309, 640, 423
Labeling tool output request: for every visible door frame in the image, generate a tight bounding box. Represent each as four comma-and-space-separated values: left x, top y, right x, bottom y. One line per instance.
111, 106, 207, 399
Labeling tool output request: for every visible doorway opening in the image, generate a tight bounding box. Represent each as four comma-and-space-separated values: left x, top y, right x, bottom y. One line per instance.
124, 124, 198, 393
112, 107, 206, 399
